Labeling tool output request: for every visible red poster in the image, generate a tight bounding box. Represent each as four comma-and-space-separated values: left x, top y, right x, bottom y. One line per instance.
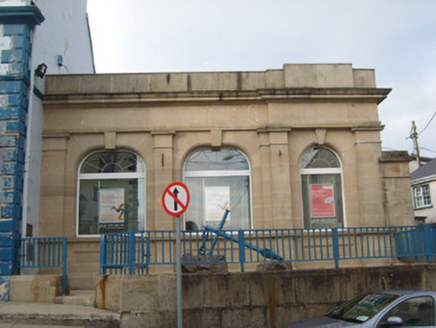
310, 184, 335, 218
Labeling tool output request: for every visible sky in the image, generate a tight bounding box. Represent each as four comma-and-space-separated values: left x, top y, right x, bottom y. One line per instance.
86, 0, 436, 157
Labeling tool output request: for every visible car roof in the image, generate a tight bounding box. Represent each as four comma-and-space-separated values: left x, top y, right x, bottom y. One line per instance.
373, 290, 436, 297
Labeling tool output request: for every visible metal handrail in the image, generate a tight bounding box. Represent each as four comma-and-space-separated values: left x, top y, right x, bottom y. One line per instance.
100, 225, 436, 275
19, 237, 67, 295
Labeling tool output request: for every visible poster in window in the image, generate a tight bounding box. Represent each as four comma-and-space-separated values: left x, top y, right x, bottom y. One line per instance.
99, 188, 125, 223
310, 184, 335, 218
205, 186, 230, 222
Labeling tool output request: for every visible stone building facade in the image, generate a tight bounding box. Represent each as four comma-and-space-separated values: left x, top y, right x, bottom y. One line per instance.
41, 64, 414, 275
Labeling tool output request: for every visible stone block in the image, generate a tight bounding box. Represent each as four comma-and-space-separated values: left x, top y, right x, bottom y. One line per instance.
184, 308, 221, 328
0, 80, 28, 95
121, 275, 161, 312
353, 69, 376, 87
0, 261, 13, 275
0, 219, 18, 231
249, 272, 295, 307
284, 64, 354, 88
1, 49, 24, 64
181, 254, 228, 274
295, 270, 341, 304
0, 135, 17, 147
0, 247, 14, 260
9, 275, 63, 303
0, 233, 15, 246
3, 24, 29, 37
96, 275, 123, 311
221, 307, 267, 328
0, 204, 20, 218
121, 311, 176, 328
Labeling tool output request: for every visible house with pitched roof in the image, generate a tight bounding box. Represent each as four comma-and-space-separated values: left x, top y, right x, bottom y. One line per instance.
411, 157, 436, 224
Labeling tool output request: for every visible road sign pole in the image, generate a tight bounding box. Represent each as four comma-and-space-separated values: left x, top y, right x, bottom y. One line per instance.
176, 215, 182, 328
162, 182, 189, 328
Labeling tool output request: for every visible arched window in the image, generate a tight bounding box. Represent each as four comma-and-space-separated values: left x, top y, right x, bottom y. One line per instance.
77, 151, 145, 236
184, 148, 251, 230
300, 147, 344, 229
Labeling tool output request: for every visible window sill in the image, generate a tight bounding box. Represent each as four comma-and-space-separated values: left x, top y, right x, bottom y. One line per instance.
414, 205, 433, 211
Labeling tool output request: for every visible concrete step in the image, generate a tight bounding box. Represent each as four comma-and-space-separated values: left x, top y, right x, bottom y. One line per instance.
55, 289, 96, 307
0, 302, 120, 327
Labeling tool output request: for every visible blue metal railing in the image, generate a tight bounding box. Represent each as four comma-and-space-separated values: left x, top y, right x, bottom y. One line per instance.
19, 237, 67, 295
100, 225, 436, 275
100, 231, 151, 275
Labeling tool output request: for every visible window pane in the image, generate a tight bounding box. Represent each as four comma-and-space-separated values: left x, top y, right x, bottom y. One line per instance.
380, 296, 434, 326
302, 174, 344, 228
78, 178, 144, 234
414, 185, 431, 208
423, 185, 432, 206
414, 187, 424, 208
185, 149, 249, 171
301, 148, 340, 169
81, 152, 144, 173
185, 176, 251, 230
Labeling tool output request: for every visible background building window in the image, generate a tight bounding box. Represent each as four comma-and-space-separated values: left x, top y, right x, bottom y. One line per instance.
300, 147, 344, 229
413, 184, 432, 209
184, 148, 251, 230
77, 151, 145, 236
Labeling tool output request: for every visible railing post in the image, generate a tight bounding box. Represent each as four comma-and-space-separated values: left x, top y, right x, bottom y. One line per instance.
423, 225, 432, 263
332, 228, 339, 268
100, 235, 106, 275
61, 237, 67, 296
238, 230, 245, 272
129, 232, 136, 275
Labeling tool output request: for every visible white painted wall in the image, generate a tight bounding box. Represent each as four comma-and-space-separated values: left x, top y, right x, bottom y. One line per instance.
414, 180, 436, 224
22, 0, 94, 237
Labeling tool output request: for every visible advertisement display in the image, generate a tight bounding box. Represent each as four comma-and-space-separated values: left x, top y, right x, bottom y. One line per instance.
310, 184, 335, 218
99, 188, 125, 223
205, 186, 230, 222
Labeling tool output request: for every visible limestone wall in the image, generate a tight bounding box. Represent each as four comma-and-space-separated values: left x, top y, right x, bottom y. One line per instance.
96, 265, 436, 328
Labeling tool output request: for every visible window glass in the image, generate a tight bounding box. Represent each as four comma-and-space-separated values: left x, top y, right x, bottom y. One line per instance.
300, 147, 344, 228
78, 151, 145, 236
378, 296, 434, 327
327, 292, 398, 323
414, 185, 432, 209
184, 148, 251, 230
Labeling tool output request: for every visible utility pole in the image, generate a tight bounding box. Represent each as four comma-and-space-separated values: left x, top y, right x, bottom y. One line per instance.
412, 120, 421, 167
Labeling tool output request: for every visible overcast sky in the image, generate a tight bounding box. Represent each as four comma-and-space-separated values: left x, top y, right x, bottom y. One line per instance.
86, 0, 436, 157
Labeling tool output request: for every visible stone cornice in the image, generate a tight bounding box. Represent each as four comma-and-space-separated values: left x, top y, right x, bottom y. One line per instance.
42, 123, 383, 137
43, 87, 391, 107
0, 6, 45, 27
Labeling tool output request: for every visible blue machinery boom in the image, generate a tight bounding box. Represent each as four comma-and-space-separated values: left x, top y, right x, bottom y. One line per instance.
198, 209, 283, 261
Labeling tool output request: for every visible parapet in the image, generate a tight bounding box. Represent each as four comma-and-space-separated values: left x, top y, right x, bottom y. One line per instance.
45, 63, 377, 96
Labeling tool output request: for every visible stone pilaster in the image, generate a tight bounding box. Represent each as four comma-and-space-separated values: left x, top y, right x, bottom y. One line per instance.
152, 131, 175, 230
257, 129, 292, 228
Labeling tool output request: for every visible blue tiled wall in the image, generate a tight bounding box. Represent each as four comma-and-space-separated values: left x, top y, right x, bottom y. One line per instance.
0, 6, 44, 281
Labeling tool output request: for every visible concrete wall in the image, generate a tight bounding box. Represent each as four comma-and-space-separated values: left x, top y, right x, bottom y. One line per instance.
95, 264, 436, 328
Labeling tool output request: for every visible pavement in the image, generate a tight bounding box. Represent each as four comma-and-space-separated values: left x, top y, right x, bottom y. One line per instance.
0, 301, 120, 327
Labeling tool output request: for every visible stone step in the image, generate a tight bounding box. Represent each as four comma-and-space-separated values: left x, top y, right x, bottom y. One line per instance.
55, 289, 96, 307
68, 272, 101, 290
0, 302, 120, 327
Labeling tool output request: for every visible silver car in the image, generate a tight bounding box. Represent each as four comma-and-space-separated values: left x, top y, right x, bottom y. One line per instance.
284, 290, 436, 327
